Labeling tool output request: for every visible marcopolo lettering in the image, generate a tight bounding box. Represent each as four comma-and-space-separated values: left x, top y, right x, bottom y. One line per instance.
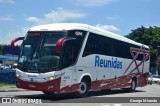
95, 55, 122, 69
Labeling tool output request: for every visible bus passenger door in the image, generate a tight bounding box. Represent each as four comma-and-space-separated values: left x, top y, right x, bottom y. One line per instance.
60, 39, 79, 88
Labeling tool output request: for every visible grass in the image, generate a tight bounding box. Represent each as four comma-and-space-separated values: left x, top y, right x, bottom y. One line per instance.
0, 82, 16, 87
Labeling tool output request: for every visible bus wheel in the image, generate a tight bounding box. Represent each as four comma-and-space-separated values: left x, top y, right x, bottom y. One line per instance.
123, 78, 136, 92
130, 78, 136, 92
76, 79, 90, 97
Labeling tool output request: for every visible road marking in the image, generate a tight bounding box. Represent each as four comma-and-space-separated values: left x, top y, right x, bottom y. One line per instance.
101, 104, 121, 106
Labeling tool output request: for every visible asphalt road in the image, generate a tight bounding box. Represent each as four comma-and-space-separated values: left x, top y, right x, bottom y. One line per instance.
0, 84, 160, 106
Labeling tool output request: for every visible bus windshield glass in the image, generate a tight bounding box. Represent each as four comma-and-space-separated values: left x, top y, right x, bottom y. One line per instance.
18, 31, 66, 73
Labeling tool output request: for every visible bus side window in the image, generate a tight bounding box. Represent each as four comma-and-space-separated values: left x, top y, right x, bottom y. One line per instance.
61, 41, 72, 68
61, 40, 79, 69
83, 33, 99, 57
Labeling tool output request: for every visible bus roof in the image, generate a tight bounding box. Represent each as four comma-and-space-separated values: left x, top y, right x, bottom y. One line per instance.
29, 23, 149, 49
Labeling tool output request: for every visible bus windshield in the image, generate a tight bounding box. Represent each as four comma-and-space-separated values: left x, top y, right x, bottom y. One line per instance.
18, 31, 66, 73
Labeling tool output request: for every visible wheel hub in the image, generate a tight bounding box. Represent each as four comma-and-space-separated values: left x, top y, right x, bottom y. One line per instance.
79, 82, 87, 94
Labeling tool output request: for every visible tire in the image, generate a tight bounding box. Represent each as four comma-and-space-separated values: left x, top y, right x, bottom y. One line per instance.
123, 78, 137, 92
130, 79, 136, 92
75, 79, 90, 97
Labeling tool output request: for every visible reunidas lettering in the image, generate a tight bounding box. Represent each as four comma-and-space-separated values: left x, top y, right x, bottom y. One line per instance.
95, 55, 122, 69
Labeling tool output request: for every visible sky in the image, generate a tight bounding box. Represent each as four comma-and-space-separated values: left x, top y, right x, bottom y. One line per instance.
0, 0, 160, 44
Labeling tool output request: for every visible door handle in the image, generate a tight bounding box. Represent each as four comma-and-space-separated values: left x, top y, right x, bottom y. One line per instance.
78, 69, 83, 71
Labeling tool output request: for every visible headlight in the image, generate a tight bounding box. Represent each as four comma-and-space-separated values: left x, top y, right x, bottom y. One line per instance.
16, 73, 20, 78
49, 76, 54, 80
46, 76, 55, 81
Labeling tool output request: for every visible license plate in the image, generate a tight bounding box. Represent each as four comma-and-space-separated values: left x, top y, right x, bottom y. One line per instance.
29, 84, 36, 88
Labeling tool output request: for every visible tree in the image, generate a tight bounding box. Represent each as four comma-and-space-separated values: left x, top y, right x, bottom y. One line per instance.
125, 26, 160, 68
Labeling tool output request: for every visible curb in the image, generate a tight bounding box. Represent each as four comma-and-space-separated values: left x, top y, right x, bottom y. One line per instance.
0, 90, 27, 92
0, 86, 28, 92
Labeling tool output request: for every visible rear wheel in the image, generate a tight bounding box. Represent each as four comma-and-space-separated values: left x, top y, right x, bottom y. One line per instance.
130, 79, 136, 92
123, 78, 137, 92
75, 79, 90, 97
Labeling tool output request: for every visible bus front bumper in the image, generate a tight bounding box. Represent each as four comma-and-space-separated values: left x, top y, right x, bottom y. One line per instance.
16, 77, 61, 92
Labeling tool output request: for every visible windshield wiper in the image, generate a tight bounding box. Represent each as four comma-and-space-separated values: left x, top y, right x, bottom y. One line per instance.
23, 57, 32, 71
23, 48, 36, 70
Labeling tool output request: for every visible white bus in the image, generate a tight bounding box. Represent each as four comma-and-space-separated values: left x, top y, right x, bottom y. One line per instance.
11, 23, 150, 97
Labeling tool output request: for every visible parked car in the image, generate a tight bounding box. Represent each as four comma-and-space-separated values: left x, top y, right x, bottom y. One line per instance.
12, 63, 17, 70
148, 75, 160, 84
0, 64, 11, 70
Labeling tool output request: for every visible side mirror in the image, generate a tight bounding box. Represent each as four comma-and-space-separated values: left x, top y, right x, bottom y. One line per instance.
55, 38, 64, 54
11, 37, 24, 51
13, 63, 18, 69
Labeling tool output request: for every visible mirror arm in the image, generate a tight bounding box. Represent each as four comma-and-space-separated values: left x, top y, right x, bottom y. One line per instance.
11, 37, 24, 51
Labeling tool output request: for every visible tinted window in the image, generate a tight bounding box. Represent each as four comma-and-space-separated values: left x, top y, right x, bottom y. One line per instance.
83, 32, 149, 61
61, 41, 75, 68
18, 31, 65, 73
60, 30, 87, 69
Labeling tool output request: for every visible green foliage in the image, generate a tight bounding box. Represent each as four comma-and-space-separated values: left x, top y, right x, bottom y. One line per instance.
125, 26, 160, 67
0, 82, 16, 87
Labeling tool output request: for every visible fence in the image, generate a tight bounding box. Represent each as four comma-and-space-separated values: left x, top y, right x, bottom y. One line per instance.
0, 70, 16, 84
